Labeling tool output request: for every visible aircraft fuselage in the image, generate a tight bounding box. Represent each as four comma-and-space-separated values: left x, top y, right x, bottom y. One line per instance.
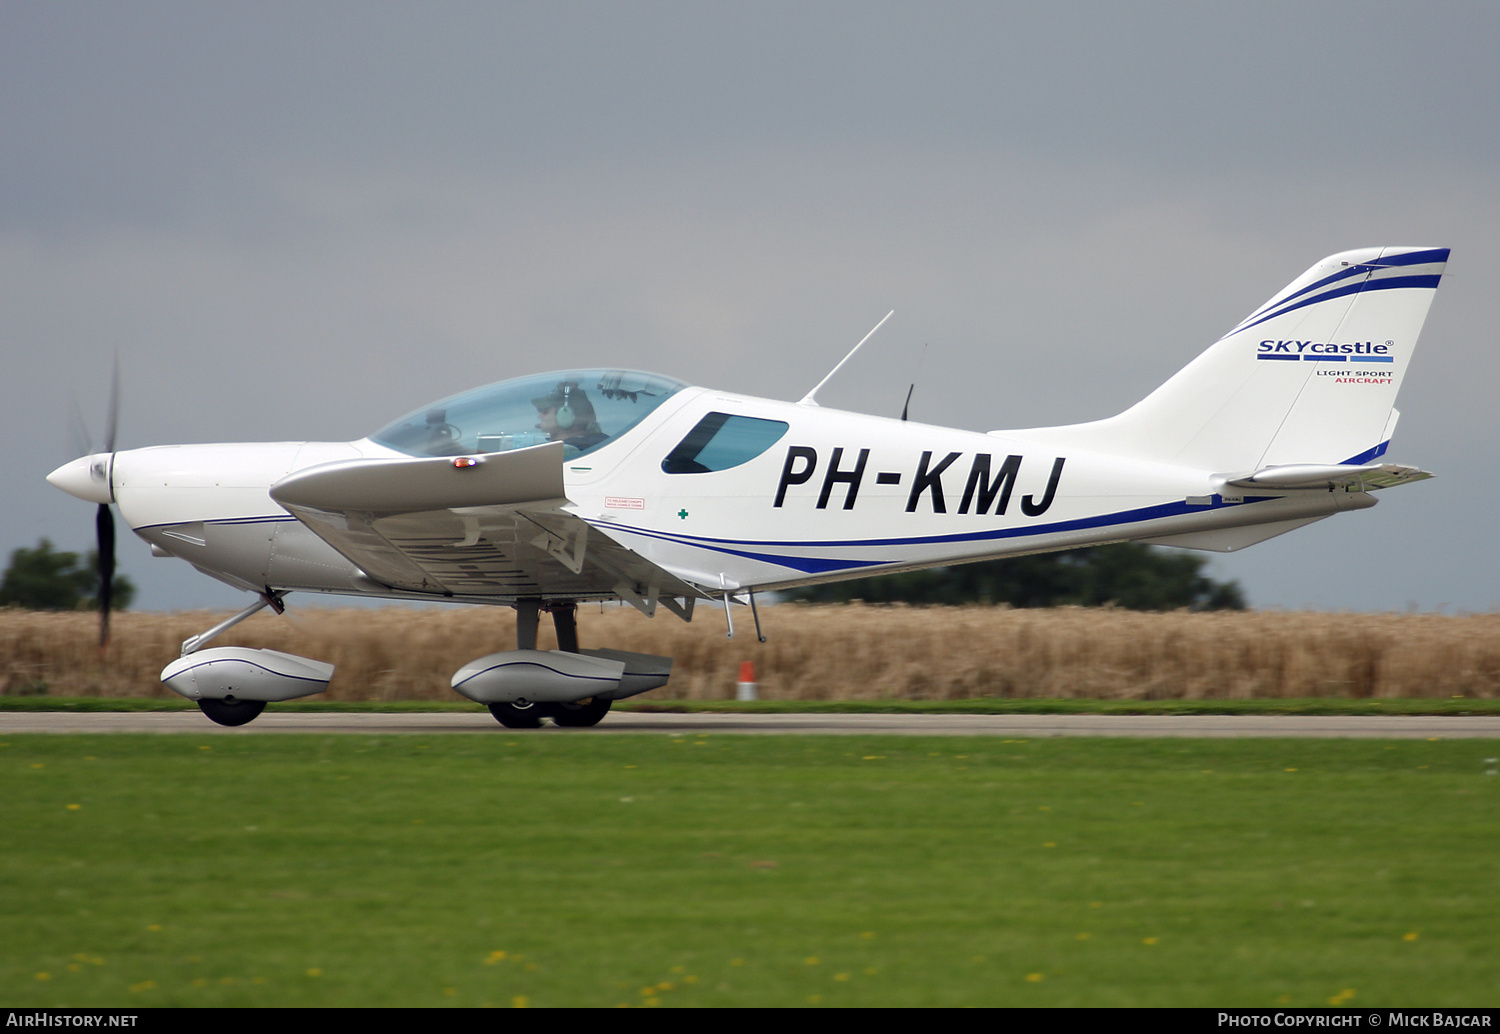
96, 387, 1371, 602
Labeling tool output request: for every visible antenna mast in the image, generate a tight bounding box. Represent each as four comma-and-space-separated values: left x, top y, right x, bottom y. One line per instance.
798, 311, 894, 406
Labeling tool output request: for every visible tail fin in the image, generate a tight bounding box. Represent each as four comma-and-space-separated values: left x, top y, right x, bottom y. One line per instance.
1014, 247, 1448, 472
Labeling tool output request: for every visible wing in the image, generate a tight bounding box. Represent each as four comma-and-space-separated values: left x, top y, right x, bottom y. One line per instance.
269, 442, 700, 605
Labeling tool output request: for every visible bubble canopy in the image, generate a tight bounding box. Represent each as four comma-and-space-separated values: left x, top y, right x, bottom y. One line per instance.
370, 369, 689, 459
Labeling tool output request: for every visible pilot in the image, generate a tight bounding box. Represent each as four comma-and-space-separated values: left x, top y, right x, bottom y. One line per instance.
532, 382, 608, 455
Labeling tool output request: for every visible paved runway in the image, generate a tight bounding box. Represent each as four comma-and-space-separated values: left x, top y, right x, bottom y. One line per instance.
6, 710, 1500, 737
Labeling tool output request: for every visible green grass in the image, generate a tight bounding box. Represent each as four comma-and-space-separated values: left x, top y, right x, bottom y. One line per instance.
2, 734, 1497, 1007
4, 695, 1500, 715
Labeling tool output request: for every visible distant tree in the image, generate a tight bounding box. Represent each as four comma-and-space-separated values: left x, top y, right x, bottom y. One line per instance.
0, 539, 136, 611
783, 543, 1244, 611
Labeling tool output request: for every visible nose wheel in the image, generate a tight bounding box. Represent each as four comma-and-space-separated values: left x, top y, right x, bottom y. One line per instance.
197, 698, 267, 727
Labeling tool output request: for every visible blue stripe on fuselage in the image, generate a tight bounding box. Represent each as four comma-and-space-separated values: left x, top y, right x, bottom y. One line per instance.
596, 495, 1279, 575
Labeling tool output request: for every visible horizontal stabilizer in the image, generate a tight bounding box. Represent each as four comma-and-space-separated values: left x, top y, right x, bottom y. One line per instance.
271, 441, 566, 514
1223, 463, 1432, 491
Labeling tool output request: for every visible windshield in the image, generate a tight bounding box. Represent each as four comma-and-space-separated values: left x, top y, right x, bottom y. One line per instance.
371, 369, 688, 459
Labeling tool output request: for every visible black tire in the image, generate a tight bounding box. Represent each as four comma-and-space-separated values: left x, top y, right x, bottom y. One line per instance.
198, 698, 267, 727
488, 701, 551, 728
551, 697, 612, 728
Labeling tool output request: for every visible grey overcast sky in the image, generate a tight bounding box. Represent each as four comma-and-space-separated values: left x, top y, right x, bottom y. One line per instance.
3, 1, 1497, 612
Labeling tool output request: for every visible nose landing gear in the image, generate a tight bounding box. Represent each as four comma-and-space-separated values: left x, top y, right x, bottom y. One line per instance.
162, 591, 334, 727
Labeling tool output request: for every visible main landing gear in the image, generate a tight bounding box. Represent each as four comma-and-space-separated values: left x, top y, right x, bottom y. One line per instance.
487, 696, 613, 729
552, 696, 614, 727
480, 602, 615, 729
451, 599, 671, 729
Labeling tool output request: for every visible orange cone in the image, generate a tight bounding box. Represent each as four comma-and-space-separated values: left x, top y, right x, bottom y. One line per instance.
736, 660, 758, 701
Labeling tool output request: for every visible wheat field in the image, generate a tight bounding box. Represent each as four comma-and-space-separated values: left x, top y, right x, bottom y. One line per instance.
3, 603, 1498, 701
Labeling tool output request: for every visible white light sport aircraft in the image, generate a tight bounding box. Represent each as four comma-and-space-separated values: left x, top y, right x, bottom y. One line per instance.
49, 246, 1447, 727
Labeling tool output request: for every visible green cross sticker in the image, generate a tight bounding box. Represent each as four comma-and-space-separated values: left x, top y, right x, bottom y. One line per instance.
677, 508, 689, 520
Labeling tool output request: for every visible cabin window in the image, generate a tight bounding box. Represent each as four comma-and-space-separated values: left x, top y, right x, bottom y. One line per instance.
661, 413, 790, 474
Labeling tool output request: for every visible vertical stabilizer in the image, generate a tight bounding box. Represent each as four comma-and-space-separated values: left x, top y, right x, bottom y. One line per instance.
1008, 247, 1448, 472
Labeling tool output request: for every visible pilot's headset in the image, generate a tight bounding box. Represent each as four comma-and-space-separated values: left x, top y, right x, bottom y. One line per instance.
554, 383, 577, 430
